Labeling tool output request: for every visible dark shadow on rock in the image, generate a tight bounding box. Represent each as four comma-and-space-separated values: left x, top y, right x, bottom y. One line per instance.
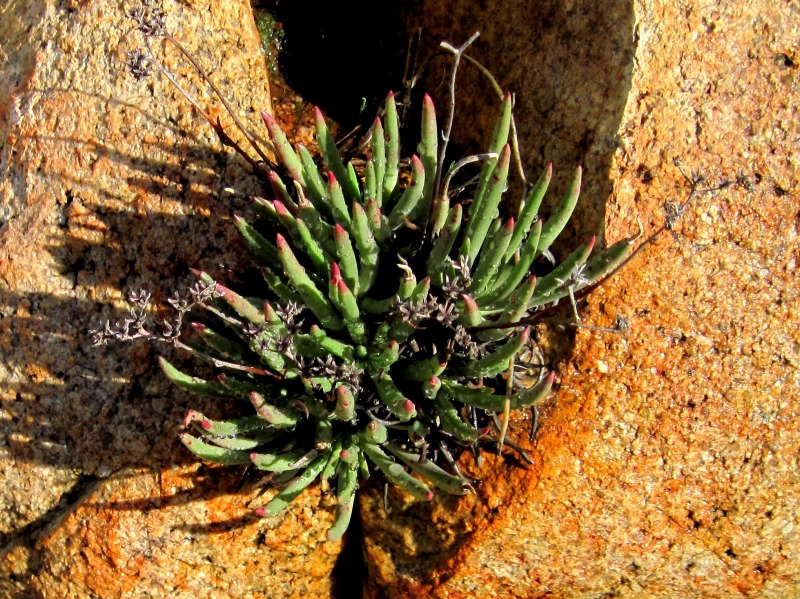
255, 0, 410, 129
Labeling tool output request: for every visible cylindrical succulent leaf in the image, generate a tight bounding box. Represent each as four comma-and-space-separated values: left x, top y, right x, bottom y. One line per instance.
514, 371, 556, 408
263, 453, 329, 517
250, 448, 308, 473
180, 433, 252, 465
385, 442, 472, 495
414, 93, 438, 220
470, 216, 515, 295
327, 171, 352, 228
458, 294, 484, 327
371, 117, 386, 206
261, 111, 306, 186
478, 218, 542, 305
422, 375, 441, 399
536, 165, 582, 256
463, 144, 512, 266
250, 391, 303, 427
528, 236, 596, 306
361, 420, 388, 445
314, 106, 361, 202
504, 164, 552, 262
276, 234, 344, 331
159, 357, 230, 398
361, 443, 434, 501
382, 92, 400, 202
432, 392, 483, 442
371, 371, 416, 421
387, 155, 426, 230
351, 202, 379, 296
191, 322, 243, 360
464, 327, 530, 378
184, 410, 267, 437
335, 385, 356, 421
333, 224, 359, 294
427, 203, 463, 286
466, 93, 512, 232
328, 461, 358, 541
477, 274, 537, 342
234, 214, 280, 268
297, 143, 329, 210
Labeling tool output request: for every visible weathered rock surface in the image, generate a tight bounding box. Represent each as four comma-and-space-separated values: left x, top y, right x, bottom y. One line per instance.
363, 1, 800, 597
0, 1, 340, 596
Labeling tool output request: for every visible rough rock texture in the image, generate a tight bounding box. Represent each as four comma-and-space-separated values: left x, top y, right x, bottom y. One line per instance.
391, 0, 636, 253
363, 1, 800, 597
0, 1, 340, 596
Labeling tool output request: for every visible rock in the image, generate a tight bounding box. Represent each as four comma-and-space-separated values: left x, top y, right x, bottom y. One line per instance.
363, 0, 800, 596
0, 1, 340, 596
391, 0, 636, 253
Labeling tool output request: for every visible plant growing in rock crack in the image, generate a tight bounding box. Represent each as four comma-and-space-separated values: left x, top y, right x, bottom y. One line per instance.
94, 4, 636, 540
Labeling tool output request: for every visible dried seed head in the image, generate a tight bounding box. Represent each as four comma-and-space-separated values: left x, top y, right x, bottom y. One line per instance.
125, 49, 151, 80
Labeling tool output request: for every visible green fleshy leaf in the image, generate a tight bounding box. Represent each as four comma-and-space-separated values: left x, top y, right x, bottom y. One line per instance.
514, 371, 556, 408
297, 144, 329, 211
264, 453, 329, 517
250, 448, 308, 472
463, 144, 511, 266
413, 93, 438, 221
361, 443, 433, 501
385, 442, 471, 495
180, 433, 251, 465
327, 171, 352, 228
371, 117, 386, 207
528, 236, 596, 306
537, 166, 582, 255
315, 106, 360, 202
478, 219, 542, 306
465, 94, 512, 236
442, 381, 506, 411
276, 234, 343, 330
470, 217, 515, 296
477, 274, 537, 342
387, 155, 425, 230
335, 385, 356, 421
464, 327, 530, 377
382, 93, 400, 202
371, 371, 416, 421
327, 461, 358, 541
426, 203, 463, 286
504, 164, 552, 262
234, 215, 279, 269
262, 111, 306, 186
351, 202, 379, 296
333, 224, 359, 294
250, 391, 302, 427
184, 410, 269, 437
159, 357, 230, 399
432, 392, 481, 442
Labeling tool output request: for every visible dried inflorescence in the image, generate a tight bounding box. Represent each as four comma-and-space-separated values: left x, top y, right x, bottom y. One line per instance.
95, 10, 636, 540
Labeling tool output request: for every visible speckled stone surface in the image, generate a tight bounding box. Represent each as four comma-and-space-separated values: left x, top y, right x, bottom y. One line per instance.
363, 1, 800, 597
0, 1, 340, 596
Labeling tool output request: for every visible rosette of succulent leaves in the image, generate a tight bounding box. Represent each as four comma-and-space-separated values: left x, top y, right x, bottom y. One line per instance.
95, 9, 636, 541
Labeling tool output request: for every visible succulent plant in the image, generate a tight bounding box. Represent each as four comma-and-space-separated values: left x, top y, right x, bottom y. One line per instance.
98, 5, 635, 540
107, 91, 628, 541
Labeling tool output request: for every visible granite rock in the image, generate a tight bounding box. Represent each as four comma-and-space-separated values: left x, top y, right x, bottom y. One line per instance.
0, 1, 340, 596
363, 1, 800, 597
